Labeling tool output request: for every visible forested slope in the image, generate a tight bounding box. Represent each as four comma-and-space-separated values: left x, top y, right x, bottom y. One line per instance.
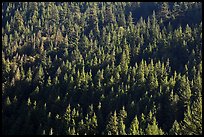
2, 2, 202, 135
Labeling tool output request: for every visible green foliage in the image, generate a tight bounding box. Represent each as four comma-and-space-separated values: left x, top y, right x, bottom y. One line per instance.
169, 120, 181, 135
145, 117, 164, 135
14, 67, 21, 81
129, 115, 140, 135
180, 94, 202, 135
2, 2, 202, 135
106, 111, 118, 135
118, 118, 126, 135
34, 65, 44, 85
5, 97, 11, 106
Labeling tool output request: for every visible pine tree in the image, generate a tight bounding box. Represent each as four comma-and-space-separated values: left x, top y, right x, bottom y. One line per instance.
136, 61, 145, 89
106, 111, 118, 135
140, 113, 146, 134
27, 97, 32, 107
5, 96, 11, 106
46, 76, 52, 87
118, 106, 127, 122
14, 10, 24, 32
64, 104, 71, 134
105, 4, 116, 25
177, 75, 192, 108
118, 117, 126, 135
127, 12, 134, 29
180, 94, 202, 135
70, 127, 76, 135
146, 71, 158, 92
34, 65, 44, 85
30, 86, 39, 99
14, 67, 21, 81
160, 2, 170, 19
169, 120, 181, 135
1, 2, 202, 135
49, 128, 53, 135
129, 115, 140, 135
77, 119, 86, 135
145, 117, 164, 135
89, 112, 98, 135
120, 50, 129, 74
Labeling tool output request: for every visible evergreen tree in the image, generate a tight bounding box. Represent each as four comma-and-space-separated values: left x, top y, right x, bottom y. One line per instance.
145, 117, 164, 135
129, 115, 140, 135
106, 111, 118, 135
14, 67, 21, 81
64, 104, 71, 134
1, 2, 202, 135
169, 120, 181, 135
160, 2, 170, 19
118, 118, 126, 135
14, 10, 24, 32
34, 65, 44, 85
177, 75, 192, 108
180, 94, 202, 135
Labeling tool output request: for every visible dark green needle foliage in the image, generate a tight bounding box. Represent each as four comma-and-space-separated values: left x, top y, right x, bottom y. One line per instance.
2, 2, 202, 135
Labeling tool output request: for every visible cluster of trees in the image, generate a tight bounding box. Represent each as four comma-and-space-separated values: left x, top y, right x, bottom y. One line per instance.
2, 2, 202, 135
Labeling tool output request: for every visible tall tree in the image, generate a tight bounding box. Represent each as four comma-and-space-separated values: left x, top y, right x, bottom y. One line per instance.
34, 65, 44, 86
106, 111, 118, 135
145, 117, 164, 135
180, 94, 202, 135
129, 115, 140, 135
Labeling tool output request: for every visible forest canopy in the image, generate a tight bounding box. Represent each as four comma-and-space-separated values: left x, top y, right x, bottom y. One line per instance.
2, 2, 202, 135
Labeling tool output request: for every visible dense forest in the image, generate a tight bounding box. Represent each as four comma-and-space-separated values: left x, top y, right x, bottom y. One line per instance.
2, 2, 202, 135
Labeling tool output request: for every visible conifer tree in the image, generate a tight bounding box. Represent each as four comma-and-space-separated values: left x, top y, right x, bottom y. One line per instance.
180, 94, 202, 135
129, 115, 140, 135
145, 117, 164, 135
34, 65, 44, 85
106, 111, 118, 135
169, 120, 181, 135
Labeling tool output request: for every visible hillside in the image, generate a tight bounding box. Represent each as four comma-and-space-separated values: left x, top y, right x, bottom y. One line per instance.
2, 2, 202, 135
